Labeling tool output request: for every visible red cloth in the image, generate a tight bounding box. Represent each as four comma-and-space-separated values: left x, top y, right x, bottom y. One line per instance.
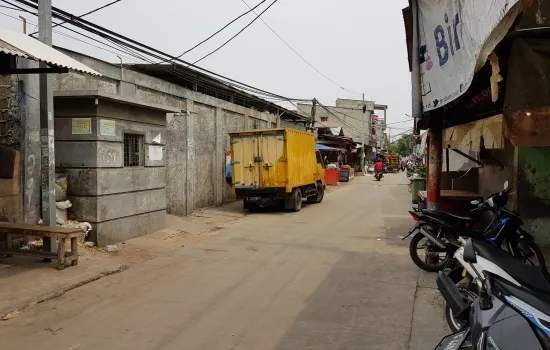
375, 162, 384, 172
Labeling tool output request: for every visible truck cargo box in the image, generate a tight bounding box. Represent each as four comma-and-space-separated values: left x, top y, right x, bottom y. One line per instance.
229, 128, 324, 196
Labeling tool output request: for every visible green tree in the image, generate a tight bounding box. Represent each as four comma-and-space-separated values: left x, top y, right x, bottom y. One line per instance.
388, 133, 414, 157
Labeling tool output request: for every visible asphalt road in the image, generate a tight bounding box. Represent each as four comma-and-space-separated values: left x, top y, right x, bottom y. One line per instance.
0, 173, 448, 350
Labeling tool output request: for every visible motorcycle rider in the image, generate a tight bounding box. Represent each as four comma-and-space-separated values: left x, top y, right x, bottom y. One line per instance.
374, 159, 384, 177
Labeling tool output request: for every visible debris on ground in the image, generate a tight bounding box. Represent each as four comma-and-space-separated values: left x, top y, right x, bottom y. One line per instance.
104, 245, 118, 252
61, 220, 92, 239
84, 241, 95, 248
55, 200, 72, 225
1, 311, 19, 321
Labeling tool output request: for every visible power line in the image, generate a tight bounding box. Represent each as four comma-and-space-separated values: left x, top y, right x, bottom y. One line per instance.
316, 100, 363, 135
159, 0, 269, 64
10, 0, 309, 103
390, 129, 413, 140
28, 0, 122, 36
0, 3, 304, 112
191, 0, 279, 66
386, 119, 414, 126
0, 3, 19, 10
240, 0, 362, 96
0, 11, 139, 62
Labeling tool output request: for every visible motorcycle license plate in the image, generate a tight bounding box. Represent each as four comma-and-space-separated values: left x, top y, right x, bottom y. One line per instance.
434, 329, 469, 350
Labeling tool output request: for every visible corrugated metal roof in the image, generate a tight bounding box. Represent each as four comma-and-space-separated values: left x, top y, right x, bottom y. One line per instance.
0, 28, 100, 76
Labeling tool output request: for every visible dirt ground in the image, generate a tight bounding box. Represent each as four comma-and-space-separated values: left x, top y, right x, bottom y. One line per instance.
0, 173, 449, 349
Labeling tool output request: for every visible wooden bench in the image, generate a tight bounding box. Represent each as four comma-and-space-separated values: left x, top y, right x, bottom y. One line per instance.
0, 222, 83, 270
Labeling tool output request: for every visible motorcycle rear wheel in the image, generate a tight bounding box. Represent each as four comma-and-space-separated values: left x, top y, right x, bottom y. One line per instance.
445, 280, 477, 332
514, 238, 546, 269
409, 231, 452, 272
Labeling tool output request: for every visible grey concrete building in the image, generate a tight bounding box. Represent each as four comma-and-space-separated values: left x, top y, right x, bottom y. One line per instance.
297, 98, 387, 149
46, 48, 307, 245
53, 92, 176, 245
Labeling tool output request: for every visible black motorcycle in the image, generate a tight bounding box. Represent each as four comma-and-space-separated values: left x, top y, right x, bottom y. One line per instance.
435, 238, 550, 350
403, 186, 545, 272
374, 171, 383, 181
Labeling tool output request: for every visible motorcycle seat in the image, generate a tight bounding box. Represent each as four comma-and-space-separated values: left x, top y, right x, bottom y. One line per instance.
422, 210, 474, 224
472, 239, 550, 295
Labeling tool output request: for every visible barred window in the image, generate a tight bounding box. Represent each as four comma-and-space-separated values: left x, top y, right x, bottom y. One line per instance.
123, 133, 144, 167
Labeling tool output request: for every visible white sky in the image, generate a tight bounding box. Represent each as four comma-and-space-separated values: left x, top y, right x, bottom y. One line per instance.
0, 0, 413, 135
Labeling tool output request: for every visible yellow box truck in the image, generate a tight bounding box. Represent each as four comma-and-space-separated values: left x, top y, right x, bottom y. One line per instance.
229, 128, 325, 212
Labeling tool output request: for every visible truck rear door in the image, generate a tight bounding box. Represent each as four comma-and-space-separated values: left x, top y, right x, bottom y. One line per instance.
231, 130, 286, 189
231, 134, 260, 187
258, 131, 286, 188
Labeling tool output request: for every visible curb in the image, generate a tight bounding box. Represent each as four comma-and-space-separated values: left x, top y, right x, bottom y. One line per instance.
0, 264, 127, 320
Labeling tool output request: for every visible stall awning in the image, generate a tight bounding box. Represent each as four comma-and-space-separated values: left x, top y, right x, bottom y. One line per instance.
0, 28, 100, 75
316, 143, 342, 151
443, 114, 504, 151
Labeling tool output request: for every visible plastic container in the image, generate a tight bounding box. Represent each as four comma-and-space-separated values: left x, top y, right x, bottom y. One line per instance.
411, 176, 426, 204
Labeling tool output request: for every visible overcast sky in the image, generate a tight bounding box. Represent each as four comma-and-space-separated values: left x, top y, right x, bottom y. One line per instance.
1, 0, 413, 136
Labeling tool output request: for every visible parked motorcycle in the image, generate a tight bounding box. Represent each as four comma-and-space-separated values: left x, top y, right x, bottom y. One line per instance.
403, 182, 545, 272
375, 171, 383, 181
441, 236, 549, 332
434, 237, 550, 349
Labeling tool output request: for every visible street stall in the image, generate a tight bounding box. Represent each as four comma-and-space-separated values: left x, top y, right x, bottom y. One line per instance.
316, 143, 343, 185
317, 129, 357, 184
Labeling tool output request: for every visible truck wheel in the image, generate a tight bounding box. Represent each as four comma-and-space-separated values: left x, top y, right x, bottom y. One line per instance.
243, 200, 259, 212
293, 189, 302, 212
307, 183, 324, 204
286, 189, 302, 212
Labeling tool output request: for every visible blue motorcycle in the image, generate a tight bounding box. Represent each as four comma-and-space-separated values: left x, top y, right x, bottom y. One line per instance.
403, 185, 545, 272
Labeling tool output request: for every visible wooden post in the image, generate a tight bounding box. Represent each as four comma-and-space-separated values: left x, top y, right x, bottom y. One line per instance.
427, 129, 442, 210
445, 146, 450, 189
57, 238, 66, 270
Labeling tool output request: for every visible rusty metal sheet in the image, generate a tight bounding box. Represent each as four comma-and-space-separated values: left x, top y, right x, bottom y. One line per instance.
504, 37, 550, 146
443, 114, 503, 151
518, 0, 550, 30
505, 107, 550, 146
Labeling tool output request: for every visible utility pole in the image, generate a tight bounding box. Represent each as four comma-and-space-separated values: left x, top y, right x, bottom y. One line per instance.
310, 98, 316, 134
18, 15, 27, 34
39, 0, 57, 254
362, 93, 367, 173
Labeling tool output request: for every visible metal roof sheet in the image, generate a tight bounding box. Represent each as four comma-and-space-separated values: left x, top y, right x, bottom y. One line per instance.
0, 28, 100, 76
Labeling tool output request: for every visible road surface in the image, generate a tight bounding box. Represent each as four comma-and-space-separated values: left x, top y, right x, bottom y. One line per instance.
0, 173, 448, 349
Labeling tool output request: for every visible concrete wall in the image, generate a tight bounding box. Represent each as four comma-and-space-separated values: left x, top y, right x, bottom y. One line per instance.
54, 96, 167, 245
518, 147, 550, 246
0, 74, 23, 225
53, 49, 288, 221
280, 120, 307, 131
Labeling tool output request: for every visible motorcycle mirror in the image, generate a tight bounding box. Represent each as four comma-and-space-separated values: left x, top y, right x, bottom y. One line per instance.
471, 200, 480, 206
504, 181, 509, 190
463, 239, 477, 263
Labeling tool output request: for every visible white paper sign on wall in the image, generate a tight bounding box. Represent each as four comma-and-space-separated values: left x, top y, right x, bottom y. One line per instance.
99, 119, 116, 136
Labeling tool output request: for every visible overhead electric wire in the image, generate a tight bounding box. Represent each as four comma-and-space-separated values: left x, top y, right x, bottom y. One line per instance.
190, 0, 279, 66
10, 0, 309, 103
0, 11, 141, 62
390, 129, 414, 140
240, 0, 362, 96
158, 0, 269, 64
316, 100, 363, 135
0, 3, 19, 10
0, 2, 300, 111
28, 0, 122, 37
386, 119, 414, 126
